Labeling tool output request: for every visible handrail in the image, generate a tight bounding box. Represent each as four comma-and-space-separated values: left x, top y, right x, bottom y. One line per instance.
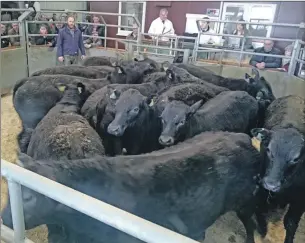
1, 225, 34, 243
1, 160, 199, 243
195, 18, 303, 28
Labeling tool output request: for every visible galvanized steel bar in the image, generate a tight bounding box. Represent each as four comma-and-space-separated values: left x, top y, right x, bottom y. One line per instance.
197, 47, 291, 59
1, 225, 34, 243
288, 40, 301, 75
1, 35, 22, 39
1, 21, 22, 24
195, 18, 302, 28
7, 180, 26, 243
0, 8, 29, 12
1, 160, 199, 243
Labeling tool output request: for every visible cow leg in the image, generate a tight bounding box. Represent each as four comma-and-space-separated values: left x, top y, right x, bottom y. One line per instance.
47, 224, 69, 243
283, 203, 304, 243
236, 204, 256, 243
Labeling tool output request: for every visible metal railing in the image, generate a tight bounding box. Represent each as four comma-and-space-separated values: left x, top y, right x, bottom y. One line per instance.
1, 8, 304, 78
1, 160, 199, 243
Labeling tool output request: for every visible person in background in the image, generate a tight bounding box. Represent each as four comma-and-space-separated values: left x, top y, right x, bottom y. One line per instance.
148, 8, 175, 42
84, 15, 105, 48
281, 43, 300, 75
1, 24, 10, 48
249, 39, 282, 69
56, 16, 86, 66
8, 21, 20, 46
198, 17, 220, 45
49, 18, 65, 48
126, 23, 141, 41
35, 25, 54, 46
232, 19, 252, 49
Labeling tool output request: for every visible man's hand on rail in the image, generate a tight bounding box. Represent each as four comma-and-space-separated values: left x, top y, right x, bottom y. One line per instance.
58, 56, 64, 62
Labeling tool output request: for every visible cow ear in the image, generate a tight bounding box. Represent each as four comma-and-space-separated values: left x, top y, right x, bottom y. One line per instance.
116, 66, 125, 74
251, 128, 271, 141
162, 61, 170, 71
189, 100, 204, 115
134, 58, 139, 62
252, 68, 260, 81
166, 69, 174, 81
56, 83, 67, 92
106, 72, 111, 81
77, 82, 85, 94
110, 89, 120, 100
245, 73, 251, 82
17, 152, 35, 169
146, 96, 155, 107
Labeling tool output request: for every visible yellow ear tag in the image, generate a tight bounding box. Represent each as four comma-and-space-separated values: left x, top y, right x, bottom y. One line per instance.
251, 137, 261, 152
58, 85, 66, 92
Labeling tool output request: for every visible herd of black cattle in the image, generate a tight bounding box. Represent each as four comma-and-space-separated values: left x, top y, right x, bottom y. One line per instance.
1, 55, 305, 243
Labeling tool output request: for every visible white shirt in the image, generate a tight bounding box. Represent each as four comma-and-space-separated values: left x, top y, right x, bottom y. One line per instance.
199, 28, 220, 45
148, 17, 175, 42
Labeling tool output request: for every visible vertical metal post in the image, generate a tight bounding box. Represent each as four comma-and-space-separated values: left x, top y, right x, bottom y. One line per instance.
288, 40, 300, 75
24, 21, 30, 77
238, 36, 245, 67
193, 32, 200, 64
137, 25, 141, 55
182, 49, 190, 64
7, 180, 26, 243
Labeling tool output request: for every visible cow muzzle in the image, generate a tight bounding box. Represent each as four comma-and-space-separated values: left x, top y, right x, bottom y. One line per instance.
107, 124, 125, 137
262, 178, 281, 193
159, 135, 174, 146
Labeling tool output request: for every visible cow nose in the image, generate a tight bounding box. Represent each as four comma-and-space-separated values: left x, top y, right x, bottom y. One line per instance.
107, 125, 123, 136
159, 135, 174, 146
262, 178, 281, 192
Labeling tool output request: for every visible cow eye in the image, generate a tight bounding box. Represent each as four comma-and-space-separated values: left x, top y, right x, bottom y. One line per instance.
133, 107, 139, 113
179, 120, 185, 125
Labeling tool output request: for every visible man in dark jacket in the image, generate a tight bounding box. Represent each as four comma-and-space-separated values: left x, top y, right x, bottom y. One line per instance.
249, 39, 282, 69
56, 16, 85, 66
1, 24, 10, 48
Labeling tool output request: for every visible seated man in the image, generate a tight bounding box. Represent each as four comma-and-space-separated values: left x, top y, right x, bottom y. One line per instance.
148, 8, 175, 42
8, 21, 20, 46
249, 39, 282, 69
1, 24, 10, 48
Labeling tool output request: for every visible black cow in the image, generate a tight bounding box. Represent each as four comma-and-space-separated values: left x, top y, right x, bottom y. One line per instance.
2, 131, 262, 243
31, 65, 108, 79
23, 82, 105, 242
26, 82, 105, 160
82, 56, 114, 67
251, 95, 305, 243
134, 56, 163, 72
110, 61, 157, 84
95, 71, 227, 155
107, 89, 161, 155
159, 91, 258, 146
171, 64, 275, 102
13, 75, 110, 130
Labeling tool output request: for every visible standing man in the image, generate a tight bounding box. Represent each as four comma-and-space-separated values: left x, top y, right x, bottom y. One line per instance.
148, 8, 175, 42
56, 16, 85, 66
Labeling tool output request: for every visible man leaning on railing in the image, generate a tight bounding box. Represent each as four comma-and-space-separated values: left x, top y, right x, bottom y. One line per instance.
56, 15, 86, 66
7, 21, 20, 47
249, 39, 282, 69
1, 24, 10, 48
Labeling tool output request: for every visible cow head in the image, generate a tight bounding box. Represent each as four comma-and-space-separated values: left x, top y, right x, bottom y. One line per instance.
245, 68, 275, 106
107, 89, 154, 137
251, 127, 305, 193
159, 100, 203, 146
55, 82, 89, 107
